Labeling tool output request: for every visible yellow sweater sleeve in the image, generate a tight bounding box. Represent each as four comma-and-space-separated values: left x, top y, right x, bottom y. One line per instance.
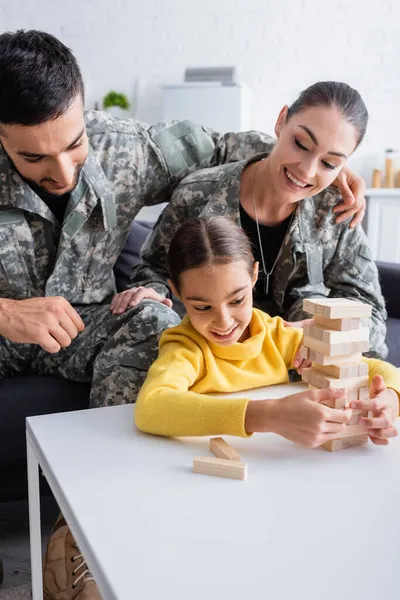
262, 313, 304, 369
363, 357, 400, 414
134, 336, 250, 438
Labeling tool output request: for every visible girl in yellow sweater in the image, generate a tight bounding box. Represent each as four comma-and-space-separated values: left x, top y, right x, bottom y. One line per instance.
135, 216, 399, 448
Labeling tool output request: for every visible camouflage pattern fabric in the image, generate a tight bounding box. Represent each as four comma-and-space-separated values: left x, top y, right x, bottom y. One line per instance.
0, 112, 276, 404
131, 154, 388, 359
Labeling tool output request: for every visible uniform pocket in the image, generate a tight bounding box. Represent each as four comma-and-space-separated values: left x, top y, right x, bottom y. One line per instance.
344, 244, 376, 284
306, 246, 324, 285
0, 214, 35, 299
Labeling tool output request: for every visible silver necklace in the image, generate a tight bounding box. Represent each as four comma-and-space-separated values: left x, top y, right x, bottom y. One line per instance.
251, 160, 295, 296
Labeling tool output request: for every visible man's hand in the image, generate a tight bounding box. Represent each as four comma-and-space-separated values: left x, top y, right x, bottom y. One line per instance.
351, 375, 399, 445
332, 166, 366, 228
111, 287, 172, 315
0, 297, 85, 353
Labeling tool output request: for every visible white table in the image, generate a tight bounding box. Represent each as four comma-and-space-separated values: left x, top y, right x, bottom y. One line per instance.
26, 383, 400, 600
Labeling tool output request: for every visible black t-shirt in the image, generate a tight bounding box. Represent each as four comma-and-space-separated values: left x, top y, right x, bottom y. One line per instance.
36, 190, 70, 224
240, 203, 292, 309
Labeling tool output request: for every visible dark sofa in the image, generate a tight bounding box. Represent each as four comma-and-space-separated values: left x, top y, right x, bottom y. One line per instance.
1, 220, 399, 504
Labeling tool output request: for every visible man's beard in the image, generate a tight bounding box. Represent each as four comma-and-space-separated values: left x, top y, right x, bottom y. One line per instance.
21, 163, 84, 199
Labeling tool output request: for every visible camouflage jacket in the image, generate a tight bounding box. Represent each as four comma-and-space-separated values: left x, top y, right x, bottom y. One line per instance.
0, 112, 276, 305
131, 156, 388, 359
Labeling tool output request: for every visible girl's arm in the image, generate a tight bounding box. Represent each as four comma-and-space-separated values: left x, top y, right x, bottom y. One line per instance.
134, 339, 251, 438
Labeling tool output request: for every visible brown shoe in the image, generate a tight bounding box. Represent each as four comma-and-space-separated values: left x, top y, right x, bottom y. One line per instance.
43, 514, 101, 599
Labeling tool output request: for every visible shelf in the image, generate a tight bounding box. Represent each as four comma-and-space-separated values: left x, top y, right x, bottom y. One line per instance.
366, 188, 400, 197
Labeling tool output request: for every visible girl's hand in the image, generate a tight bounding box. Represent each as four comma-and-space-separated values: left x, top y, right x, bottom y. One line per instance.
332, 167, 366, 228
283, 318, 313, 329
351, 375, 399, 445
245, 388, 351, 448
111, 287, 172, 315
292, 346, 311, 374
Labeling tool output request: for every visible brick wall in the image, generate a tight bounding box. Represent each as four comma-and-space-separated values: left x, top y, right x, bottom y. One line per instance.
2, 0, 400, 181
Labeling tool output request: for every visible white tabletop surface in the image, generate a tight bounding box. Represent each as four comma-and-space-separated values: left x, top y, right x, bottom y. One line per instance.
27, 383, 400, 600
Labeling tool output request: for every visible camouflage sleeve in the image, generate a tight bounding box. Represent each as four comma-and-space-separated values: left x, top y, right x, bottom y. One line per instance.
284, 224, 388, 359
142, 121, 275, 206
129, 185, 192, 296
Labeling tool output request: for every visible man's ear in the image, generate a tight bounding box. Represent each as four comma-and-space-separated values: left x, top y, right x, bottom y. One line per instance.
274, 105, 289, 138
252, 262, 259, 287
168, 279, 181, 300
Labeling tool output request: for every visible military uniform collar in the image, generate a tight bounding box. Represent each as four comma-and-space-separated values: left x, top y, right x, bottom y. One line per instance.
0, 141, 116, 231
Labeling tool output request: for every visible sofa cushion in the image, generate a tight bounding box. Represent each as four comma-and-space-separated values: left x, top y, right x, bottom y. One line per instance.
385, 318, 400, 367
0, 377, 90, 468
114, 220, 153, 291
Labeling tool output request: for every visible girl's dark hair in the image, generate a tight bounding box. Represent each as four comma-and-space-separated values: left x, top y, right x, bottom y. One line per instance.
168, 216, 255, 292
287, 81, 368, 147
0, 30, 84, 126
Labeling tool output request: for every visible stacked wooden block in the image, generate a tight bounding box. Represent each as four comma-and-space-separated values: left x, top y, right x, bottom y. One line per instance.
299, 298, 372, 452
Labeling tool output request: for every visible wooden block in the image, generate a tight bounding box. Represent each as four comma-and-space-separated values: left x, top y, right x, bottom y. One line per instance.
337, 424, 367, 439
193, 456, 247, 481
322, 433, 368, 452
348, 410, 368, 426
303, 335, 369, 358
311, 361, 368, 379
209, 437, 241, 462
302, 368, 368, 391
347, 389, 359, 403
313, 315, 361, 331
308, 384, 348, 409
305, 350, 362, 366
358, 387, 370, 401
303, 323, 369, 345
308, 385, 360, 407
303, 298, 372, 319
299, 345, 310, 360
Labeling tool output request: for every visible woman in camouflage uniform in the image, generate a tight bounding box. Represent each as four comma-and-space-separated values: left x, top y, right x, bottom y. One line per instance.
122, 81, 387, 359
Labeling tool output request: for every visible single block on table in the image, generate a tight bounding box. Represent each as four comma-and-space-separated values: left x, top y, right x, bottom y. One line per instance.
209, 437, 241, 462
193, 456, 247, 481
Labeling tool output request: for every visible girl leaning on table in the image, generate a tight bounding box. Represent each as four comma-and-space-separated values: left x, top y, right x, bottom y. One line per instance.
134, 216, 399, 448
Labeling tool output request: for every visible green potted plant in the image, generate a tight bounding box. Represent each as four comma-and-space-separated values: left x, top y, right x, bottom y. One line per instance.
102, 91, 131, 118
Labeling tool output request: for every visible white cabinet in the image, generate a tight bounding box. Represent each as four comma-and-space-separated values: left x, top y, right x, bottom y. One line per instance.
162, 83, 251, 132
365, 189, 400, 263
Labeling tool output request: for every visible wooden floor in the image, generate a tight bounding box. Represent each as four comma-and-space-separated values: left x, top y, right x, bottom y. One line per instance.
0, 495, 59, 592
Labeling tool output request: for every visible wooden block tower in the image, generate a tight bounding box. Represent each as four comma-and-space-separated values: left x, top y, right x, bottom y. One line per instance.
299, 298, 372, 452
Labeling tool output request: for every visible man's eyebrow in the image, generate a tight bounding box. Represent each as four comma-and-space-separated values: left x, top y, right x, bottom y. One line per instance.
15, 128, 85, 158
186, 286, 248, 302
298, 125, 347, 159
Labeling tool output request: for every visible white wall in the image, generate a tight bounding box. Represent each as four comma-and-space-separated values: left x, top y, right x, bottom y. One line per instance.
2, 0, 400, 182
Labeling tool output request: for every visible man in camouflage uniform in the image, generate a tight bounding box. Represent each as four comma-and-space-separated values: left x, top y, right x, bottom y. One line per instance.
0, 30, 365, 600
131, 155, 387, 359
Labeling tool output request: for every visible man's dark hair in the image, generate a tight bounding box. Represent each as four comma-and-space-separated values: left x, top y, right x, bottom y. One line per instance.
0, 29, 84, 127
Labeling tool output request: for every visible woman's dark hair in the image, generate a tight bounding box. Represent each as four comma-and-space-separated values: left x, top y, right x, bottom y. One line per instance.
0, 30, 84, 126
287, 81, 368, 147
168, 216, 255, 292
